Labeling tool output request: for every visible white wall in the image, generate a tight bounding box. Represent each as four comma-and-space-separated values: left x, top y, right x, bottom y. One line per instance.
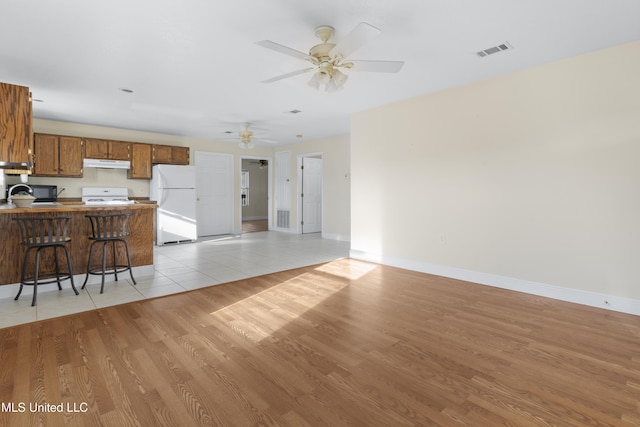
351, 40, 640, 314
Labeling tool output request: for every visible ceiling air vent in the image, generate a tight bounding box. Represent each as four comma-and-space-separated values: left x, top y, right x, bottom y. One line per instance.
476, 42, 512, 58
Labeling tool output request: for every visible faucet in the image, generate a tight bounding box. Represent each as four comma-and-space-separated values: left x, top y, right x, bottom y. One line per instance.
8, 184, 33, 205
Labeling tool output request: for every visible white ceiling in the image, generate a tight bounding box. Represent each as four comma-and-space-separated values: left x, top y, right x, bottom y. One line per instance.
2, 0, 640, 146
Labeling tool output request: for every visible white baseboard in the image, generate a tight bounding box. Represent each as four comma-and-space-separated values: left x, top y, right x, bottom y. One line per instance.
272, 226, 299, 234
350, 250, 640, 316
0, 265, 156, 300
322, 232, 351, 242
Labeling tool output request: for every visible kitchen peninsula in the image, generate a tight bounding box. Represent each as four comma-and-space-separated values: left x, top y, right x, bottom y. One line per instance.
0, 203, 156, 286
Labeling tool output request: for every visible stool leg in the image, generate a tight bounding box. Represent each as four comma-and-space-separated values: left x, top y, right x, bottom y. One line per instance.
32, 248, 43, 307
53, 246, 63, 290
14, 247, 32, 301
100, 241, 108, 294
112, 240, 119, 282
62, 245, 79, 296
122, 240, 136, 285
14, 284, 24, 301
82, 241, 96, 289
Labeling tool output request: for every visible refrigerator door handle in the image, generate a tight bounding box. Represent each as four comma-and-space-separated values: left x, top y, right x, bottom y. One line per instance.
159, 172, 167, 192
157, 188, 165, 206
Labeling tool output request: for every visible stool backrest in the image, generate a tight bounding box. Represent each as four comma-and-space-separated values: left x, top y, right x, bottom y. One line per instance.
13, 216, 72, 245
86, 212, 133, 240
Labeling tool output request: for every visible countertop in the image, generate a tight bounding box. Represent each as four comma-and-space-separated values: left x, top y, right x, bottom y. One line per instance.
0, 201, 157, 214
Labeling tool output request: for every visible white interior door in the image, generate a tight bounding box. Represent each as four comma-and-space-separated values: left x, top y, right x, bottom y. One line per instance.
301, 157, 323, 234
195, 152, 233, 236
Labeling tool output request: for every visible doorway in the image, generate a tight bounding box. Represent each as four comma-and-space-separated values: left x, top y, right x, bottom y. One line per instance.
240, 157, 271, 233
298, 154, 323, 234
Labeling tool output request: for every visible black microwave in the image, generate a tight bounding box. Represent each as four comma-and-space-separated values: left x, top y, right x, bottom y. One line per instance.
6, 184, 58, 202
5, 184, 58, 202
31, 185, 58, 202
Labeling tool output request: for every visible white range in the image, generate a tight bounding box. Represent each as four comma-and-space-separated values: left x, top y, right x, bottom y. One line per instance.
81, 187, 135, 206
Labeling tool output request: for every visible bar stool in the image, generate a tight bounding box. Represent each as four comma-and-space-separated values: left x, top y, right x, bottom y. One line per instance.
82, 212, 136, 294
13, 216, 79, 306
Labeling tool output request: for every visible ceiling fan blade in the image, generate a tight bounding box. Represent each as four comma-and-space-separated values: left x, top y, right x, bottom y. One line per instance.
348, 60, 405, 73
261, 67, 315, 83
256, 40, 310, 61
329, 22, 381, 59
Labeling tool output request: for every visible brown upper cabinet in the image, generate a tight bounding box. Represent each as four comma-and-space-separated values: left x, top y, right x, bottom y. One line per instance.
152, 144, 189, 165
85, 138, 130, 160
0, 82, 33, 169
172, 146, 190, 165
33, 133, 84, 177
128, 143, 152, 179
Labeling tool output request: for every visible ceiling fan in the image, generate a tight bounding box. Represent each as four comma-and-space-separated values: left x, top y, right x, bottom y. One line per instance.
227, 123, 276, 149
248, 159, 269, 169
257, 22, 404, 92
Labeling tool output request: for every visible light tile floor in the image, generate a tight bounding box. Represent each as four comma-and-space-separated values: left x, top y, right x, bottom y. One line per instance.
0, 232, 350, 329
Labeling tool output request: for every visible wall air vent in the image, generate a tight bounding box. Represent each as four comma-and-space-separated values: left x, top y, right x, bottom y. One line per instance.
476, 42, 512, 58
277, 209, 290, 228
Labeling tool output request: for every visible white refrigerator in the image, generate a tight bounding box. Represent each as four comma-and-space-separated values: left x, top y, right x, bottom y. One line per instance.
150, 164, 197, 245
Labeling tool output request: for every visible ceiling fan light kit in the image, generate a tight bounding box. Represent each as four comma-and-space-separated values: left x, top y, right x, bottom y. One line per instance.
258, 22, 404, 92
229, 123, 276, 149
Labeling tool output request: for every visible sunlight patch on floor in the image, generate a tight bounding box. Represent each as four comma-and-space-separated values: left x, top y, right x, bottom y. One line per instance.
208, 265, 351, 341
314, 258, 377, 280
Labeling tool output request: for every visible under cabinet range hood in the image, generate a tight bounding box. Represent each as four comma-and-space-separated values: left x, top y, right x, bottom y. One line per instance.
83, 158, 130, 169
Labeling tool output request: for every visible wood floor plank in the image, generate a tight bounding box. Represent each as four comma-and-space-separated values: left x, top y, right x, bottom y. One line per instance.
2, 258, 640, 425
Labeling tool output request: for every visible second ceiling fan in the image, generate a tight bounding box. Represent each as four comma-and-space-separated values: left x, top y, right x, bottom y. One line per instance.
257, 22, 404, 92
228, 123, 276, 149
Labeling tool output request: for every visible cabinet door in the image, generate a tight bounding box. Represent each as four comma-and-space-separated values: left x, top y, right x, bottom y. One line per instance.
109, 141, 130, 160
85, 138, 109, 159
129, 143, 152, 179
0, 83, 32, 165
172, 146, 190, 165
33, 134, 60, 176
58, 136, 84, 177
152, 145, 172, 164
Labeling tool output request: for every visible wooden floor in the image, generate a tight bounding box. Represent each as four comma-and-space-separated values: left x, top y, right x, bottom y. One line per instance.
1, 258, 640, 426
242, 219, 268, 233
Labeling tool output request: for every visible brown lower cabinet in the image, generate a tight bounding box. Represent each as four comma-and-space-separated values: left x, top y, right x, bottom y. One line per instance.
33, 133, 84, 177
0, 204, 156, 285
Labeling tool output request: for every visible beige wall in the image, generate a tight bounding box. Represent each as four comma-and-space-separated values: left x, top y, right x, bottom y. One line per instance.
11, 119, 273, 233
351, 41, 640, 312
4, 119, 350, 239
277, 134, 351, 241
